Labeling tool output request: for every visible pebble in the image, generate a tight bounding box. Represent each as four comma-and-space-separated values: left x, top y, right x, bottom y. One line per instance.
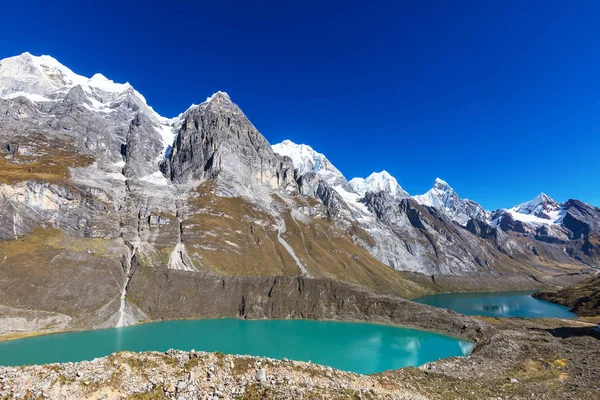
165, 382, 176, 393
255, 368, 267, 383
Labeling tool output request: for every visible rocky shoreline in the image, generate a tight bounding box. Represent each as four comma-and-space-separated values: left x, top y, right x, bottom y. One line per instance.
0, 350, 429, 400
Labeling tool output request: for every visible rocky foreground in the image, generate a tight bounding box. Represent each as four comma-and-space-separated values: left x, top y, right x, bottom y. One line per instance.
1, 318, 599, 400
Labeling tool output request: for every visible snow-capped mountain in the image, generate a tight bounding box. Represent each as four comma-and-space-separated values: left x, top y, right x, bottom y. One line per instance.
413, 178, 489, 225
271, 139, 346, 186
511, 193, 563, 221
0, 52, 175, 152
349, 171, 409, 199
491, 193, 569, 240
491, 193, 566, 231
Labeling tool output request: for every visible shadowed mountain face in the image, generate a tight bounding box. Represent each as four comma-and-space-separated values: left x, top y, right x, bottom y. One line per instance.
0, 53, 597, 334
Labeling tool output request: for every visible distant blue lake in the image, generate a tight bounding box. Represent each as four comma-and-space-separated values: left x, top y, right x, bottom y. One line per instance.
0, 319, 474, 373
414, 290, 575, 318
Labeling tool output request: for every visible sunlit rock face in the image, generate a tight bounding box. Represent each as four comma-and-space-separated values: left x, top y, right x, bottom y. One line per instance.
168, 92, 297, 198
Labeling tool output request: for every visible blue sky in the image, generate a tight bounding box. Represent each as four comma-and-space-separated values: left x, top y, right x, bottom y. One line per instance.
1, 1, 599, 209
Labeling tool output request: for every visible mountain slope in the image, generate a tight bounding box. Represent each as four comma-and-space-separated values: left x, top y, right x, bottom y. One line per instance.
533, 274, 600, 316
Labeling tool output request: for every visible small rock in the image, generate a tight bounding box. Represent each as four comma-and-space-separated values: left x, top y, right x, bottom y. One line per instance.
326, 366, 333, 378
177, 380, 187, 391
510, 378, 518, 384
255, 369, 267, 384
165, 382, 176, 393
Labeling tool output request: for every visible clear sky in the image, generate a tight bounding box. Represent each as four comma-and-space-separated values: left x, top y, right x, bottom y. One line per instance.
1, 1, 599, 209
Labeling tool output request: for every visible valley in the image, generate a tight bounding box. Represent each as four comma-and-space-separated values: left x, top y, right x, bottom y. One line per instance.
0, 52, 598, 399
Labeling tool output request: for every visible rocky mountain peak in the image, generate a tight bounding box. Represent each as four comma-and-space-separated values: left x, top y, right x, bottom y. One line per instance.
414, 178, 489, 225
206, 91, 231, 103
349, 170, 409, 199
168, 93, 297, 197
433, 177, 452, 190
511, 192, 561, 221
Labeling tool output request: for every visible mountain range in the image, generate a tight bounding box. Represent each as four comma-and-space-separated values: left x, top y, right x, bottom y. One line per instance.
0, 52, 598, 334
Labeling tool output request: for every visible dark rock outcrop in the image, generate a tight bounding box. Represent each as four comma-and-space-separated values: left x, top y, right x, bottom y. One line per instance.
466, 218, 497, 240
128, 268, 491, 341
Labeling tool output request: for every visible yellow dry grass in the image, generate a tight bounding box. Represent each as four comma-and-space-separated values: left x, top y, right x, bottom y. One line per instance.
178, 182, 428, 298
184, 184, 299, 276
0, 135, 94, 185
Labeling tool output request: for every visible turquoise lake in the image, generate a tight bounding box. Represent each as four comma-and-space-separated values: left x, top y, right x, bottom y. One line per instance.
0, 319, 474, 373
414, 290, 576, 318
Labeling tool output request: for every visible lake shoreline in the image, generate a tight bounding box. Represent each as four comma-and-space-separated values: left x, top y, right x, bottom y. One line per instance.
0, 319, 474, 372
1, 317, 598, 399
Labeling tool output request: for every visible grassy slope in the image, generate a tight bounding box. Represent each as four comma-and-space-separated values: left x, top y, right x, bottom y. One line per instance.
0, 134, 94, 185
533, 274, 600, 316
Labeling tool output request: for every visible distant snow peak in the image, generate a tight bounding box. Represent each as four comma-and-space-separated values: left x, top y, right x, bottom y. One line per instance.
414, 178, 489, 225
271, 139, 346, 186
414, 177, 456, 208
512, 193, 560, 219
349, 170, 409, 199
494, 192, 565, 227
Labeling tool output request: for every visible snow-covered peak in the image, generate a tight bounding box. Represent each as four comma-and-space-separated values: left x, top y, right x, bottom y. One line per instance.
88, 73, 132, 93
0, 52, 144, 108
491, 193, 565, 228
0, 52, 176, 155
414, 178, 489, 225
271, 139, 346, 186
414, 178, 457, 208
206, 91, 230, 103
433, 177, 451, 190
0, 52, 87, 98
512, 193, 560, 219
349, 170, 409, 199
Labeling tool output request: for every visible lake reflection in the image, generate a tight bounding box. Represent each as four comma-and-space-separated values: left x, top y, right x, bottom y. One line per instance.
414, 290, 575, 318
